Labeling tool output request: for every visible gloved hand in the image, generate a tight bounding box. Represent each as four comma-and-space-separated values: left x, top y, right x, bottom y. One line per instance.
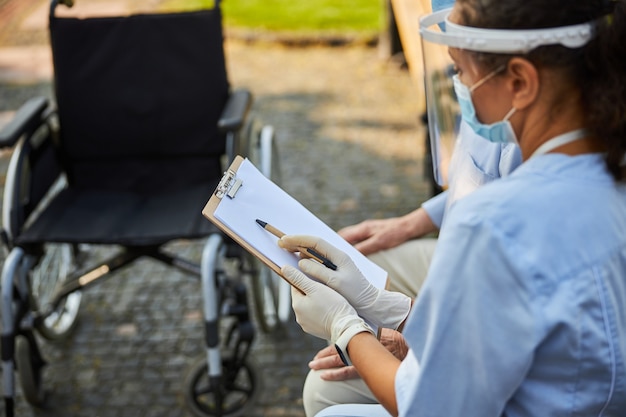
279, 235, 412, 330
281, 265, 374, 344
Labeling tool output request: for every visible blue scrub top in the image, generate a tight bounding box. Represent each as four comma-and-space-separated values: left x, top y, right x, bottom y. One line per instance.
432, 0, 454, 11
398, 153, 626, 416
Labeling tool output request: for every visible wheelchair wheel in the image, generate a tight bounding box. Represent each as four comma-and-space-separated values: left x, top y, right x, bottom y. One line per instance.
32, 243, 83, 341
184, 353, 259, 417
15, 335, 46, 406
248, 256, 282, 333
246, 123, 292, 332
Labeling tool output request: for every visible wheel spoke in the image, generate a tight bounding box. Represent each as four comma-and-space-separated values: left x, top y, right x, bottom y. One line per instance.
194, 382, 214, 396
31, 244, 83, 340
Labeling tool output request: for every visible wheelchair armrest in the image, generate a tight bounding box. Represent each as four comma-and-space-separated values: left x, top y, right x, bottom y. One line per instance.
218, 89, 253, 133
0, 97, 50, 149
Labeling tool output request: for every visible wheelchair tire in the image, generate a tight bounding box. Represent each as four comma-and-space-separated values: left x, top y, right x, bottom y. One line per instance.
184, 352, 260, 417
249, 256, 282, 333
245, 122, 292, 333
32, 243, 83, 341
15, 335, 46, 406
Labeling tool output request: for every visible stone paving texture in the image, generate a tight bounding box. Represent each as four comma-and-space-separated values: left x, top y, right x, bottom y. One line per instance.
0, 0, 431, 416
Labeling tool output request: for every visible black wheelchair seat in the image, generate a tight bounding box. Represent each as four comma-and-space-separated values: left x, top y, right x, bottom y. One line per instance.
15, 182, 219, 246
6, 6, 232, 247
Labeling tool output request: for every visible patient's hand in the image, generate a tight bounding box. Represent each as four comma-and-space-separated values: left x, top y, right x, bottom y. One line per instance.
309, 344, 360, 381
339, 208, 436, 255
338, 218, 410, 256
379, 328, 409, 361
309, 328, 409, 381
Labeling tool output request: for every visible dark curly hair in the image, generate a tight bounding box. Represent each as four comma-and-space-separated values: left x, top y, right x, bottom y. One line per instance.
455, 0, 626, 181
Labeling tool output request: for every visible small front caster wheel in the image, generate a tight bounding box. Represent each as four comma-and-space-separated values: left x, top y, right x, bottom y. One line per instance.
184, 353, 260, 417
15, 335, 46, 406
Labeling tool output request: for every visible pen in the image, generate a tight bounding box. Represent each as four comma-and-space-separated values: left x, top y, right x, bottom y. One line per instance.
255, 219, 338, 271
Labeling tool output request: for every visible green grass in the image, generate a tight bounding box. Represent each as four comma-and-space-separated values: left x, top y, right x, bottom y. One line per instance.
161, 0, 381, 34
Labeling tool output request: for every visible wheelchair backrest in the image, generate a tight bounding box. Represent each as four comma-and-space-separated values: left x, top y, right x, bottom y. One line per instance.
49, 4, 229, 194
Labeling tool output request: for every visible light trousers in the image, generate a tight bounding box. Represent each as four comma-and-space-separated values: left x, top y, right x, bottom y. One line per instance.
314, 403, 391, 417
303, 238, 438, 417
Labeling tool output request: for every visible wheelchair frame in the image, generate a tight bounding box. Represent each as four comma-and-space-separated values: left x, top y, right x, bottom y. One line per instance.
0, 1, 290, 416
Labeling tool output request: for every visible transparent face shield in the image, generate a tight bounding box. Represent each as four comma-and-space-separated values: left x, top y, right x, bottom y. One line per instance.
419, 7, 595, 186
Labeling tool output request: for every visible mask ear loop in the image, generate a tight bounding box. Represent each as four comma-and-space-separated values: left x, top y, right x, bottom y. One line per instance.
469, 64, 507, 94
503, 107, 517, 121
469, 63, 517, 123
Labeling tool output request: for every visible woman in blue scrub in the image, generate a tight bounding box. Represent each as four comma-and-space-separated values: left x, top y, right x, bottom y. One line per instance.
282, 0, 626, 415
300, 0, 522, 415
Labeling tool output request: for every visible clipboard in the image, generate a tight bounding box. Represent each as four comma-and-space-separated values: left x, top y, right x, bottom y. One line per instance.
202, 155, 389, 294
202, 155, 283, 278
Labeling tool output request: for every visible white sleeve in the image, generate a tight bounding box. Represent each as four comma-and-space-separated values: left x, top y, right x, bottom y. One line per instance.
395, 349, 420, 415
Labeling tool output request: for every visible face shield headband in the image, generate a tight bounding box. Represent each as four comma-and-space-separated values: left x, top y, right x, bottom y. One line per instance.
420, 8, 595, 53
419, 8, 596, 187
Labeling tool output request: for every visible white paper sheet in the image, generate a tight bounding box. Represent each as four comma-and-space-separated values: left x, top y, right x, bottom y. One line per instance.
213, 158, 388, 291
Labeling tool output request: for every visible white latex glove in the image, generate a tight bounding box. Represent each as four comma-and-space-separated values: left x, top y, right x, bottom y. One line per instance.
281, 265, 374, 344
279, 235, 411, 330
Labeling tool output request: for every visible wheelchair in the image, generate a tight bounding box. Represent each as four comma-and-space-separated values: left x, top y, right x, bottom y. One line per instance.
0, 1, 290, 416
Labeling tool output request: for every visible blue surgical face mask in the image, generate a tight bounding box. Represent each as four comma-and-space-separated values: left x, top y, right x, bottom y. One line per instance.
452, 69, 518, 144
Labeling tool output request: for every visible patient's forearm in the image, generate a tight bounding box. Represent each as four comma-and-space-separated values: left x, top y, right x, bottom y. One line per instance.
348, 331, 401, 416
404, 206, 438, 238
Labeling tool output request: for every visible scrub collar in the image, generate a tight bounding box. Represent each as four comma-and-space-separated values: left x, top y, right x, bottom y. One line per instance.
529, 129, 588, 159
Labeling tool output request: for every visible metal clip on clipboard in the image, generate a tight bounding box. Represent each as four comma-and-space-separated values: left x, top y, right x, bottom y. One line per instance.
215, 169, 243, 199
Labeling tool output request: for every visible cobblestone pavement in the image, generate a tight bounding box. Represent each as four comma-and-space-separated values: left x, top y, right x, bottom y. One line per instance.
0, 1, 431, 416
